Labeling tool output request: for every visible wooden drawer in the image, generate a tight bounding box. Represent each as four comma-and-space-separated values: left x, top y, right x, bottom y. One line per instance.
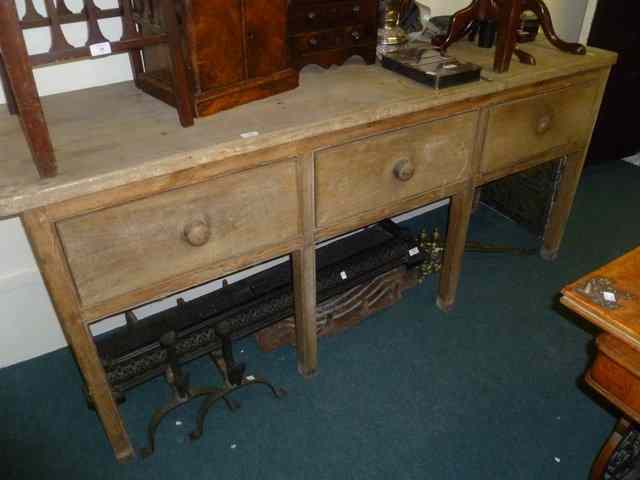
290, 25, 371, 54
289, 1, 373, 34
481, 81, 599, 173
56, 161, 301, 307
315, 112, 477, 227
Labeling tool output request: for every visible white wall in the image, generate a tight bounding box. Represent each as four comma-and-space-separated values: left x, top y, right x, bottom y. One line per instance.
579, 0, 599, 44
0, 0, 595, 367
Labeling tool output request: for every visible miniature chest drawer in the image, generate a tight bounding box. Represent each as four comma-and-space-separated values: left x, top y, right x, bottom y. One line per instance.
288, 0, 377, 68
290, 25, 371, 54
288, 1, 373, 34
56, 161, 301, 307
481, 80, 599, 173
315, 112, 478, 227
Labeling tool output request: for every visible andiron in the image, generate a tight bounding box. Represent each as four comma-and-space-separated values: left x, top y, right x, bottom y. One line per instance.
190, 319, 287, 441
140, 327, 239, 458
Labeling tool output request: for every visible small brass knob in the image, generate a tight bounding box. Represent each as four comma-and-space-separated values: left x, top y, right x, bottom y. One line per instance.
353, 5, 360, 13
307, 11, 316, 19
309, 37, 318, 47
184, 219, 210, 247
352, 31, 361, 41
536, 112, 553, 135
393, 159, 415, 182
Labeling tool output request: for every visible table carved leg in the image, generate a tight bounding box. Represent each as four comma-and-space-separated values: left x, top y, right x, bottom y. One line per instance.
433, 0, 586, 73
432, 0, 496, 53
523, 0, 586, 55
591, 417, 633, 480
0, 0, 57, 177
437, 183, 474, 312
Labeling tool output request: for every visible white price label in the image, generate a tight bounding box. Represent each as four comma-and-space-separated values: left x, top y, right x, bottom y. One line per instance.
240, 131, 259, 139
603, 291, 617, 302
340, 271, 348, 280
408, 247, 420, 257
89, 42, 112, 57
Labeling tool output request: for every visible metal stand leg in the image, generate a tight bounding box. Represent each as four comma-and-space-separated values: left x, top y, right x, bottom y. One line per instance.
140, 331, 238, 458
190, 321, 287, 441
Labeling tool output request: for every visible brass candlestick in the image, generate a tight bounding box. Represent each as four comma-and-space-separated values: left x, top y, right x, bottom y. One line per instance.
378, 0, 408, 46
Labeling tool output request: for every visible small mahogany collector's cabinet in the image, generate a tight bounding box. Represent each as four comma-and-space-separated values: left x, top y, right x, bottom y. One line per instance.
137, 0, 299, 117
288, 0, 378, 68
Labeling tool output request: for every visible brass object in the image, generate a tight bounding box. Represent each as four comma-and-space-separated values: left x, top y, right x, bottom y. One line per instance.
378, 0, 408, 46
418, 228, 444, 281
575, 277, 635, 310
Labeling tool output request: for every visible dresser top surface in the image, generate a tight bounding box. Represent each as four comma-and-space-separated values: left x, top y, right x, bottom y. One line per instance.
0, 39, 616, 218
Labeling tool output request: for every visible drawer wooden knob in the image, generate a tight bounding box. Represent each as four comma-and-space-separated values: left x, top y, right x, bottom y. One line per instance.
536, 112, 554, 135
183, 219, 211, 247
393, 158, 415, 182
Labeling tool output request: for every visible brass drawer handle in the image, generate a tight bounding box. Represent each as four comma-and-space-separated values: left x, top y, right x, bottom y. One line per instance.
184, 219, 211, 247
393, 158, 415, 182
536, 112, 553, 135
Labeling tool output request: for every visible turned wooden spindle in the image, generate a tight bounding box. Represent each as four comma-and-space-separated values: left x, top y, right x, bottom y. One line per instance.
83, 0, 110, 45
22, 0, 45, 22
56, 0, 74, 17
43, 0, 74, 52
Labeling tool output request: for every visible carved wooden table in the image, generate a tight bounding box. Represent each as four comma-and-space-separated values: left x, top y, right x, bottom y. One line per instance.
0, 39, 615, 462
561, 247, 640, 479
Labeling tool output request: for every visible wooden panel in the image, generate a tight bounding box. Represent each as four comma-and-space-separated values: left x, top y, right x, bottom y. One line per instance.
190, 0, 245, 91
245, 0, 288, 78
481, 80, 599, 173
587, 334, 640, 424
315, 112, 477, 227
57, 161, 300, 307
